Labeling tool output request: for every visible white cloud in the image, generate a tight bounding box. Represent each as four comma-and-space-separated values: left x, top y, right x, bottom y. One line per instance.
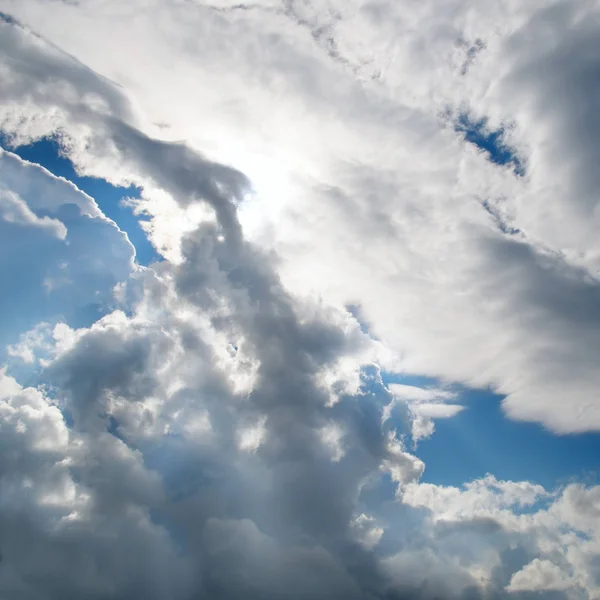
0, 4, 600, 599
391, 475, 600, 598
507, 559, 573, 593
350, 513, 384, 550
388, 384, 463, 442
238, 416, 267, 453
6, 321, 53, 364
389, 384, 457, 404
411, 403, 465, 419
0, 369, 194, 599
402, 475, 551, 520
407, 402, 465, 442
0, 146, 103, 218
1, 0, 596, 432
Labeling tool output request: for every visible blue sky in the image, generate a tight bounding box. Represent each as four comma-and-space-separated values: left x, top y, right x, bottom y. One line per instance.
418, 387, 600, 488
0, 135, 158, 265
455, 114, 525, 176
383, 372, 600, 490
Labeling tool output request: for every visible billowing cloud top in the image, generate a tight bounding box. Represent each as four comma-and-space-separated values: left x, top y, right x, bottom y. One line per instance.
1, 1, 600, 599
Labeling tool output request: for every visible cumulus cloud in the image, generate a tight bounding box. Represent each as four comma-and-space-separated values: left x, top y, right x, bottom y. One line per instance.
397, 476, 600, 598
0, 3, 599, 600
507, 559, 573, 593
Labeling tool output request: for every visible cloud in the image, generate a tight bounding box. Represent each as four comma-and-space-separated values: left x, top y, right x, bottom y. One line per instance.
0, 146, 103, 218
388, 384, 463, 443
19, 222, 411, 599
389, 384, 457, 404
411, 404, 464, 419
507, 559, 573, 593
0, 188, 67, 239
0, 0, 586, 433
0, 369, 194, 599
0, 4, 599, 600
393, 476, 600, 598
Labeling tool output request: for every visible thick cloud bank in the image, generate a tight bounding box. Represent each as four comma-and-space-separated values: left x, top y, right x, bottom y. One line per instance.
1, 2, 600, 599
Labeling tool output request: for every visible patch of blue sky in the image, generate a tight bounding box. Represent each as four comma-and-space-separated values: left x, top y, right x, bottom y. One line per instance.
382, 372, 600, 490
1, 196, 132, 346
455, 114, 525, 176
345, 303, 377, 338
0, 11, 17, 25
0, 135, 159, 265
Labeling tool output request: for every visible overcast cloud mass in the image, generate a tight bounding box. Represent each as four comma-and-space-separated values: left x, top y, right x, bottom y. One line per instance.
1, 0, 600, 598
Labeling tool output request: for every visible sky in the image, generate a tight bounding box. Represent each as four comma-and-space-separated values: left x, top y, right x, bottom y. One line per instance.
1, 1, 600, 599
0, 135, 158, 265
